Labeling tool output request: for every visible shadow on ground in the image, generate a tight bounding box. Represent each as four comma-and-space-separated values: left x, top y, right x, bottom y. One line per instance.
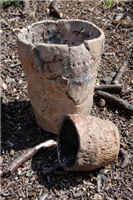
1, 99, 101, 191
1, 99, 57, 151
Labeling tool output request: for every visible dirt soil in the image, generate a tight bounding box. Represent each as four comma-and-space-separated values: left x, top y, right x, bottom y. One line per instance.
1, 1, 133, 199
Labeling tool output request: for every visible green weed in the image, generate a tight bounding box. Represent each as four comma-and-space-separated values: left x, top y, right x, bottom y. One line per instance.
0, 0, 22, 7
102, 0, 114, 6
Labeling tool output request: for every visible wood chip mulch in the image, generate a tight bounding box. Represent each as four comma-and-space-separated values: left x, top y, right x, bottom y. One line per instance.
1, 1, 133, 199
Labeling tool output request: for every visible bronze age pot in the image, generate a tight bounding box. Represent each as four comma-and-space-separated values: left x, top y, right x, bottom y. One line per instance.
58, 114, 120, 171
18, 20, 105, 133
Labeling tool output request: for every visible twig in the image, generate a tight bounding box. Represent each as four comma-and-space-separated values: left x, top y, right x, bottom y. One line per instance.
96, 91, 133, 115
49, 0, 63, 18
10, 62, 21, 68
97, 174, 101, 193
113, 21, 121, 33
95, 84, 122, 93
3, 140, 57, 177
42, 163, 61, 176
119, 148, 131, 168
0, 88, 3, 120
53, 170, 70, 175
0, 79, 3, 120
22, 0, 30, 14
126, 42, 133, 49
111, 60, 129, 84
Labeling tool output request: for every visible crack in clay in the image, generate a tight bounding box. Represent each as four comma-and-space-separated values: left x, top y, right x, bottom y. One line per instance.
32, 47, 45, 72
71, 74, 92, 84
65, 45, 77, 105
65, 44, 93, 105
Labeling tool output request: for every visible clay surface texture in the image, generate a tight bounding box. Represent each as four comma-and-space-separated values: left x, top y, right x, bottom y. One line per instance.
58, 114, 120, 171
18, 20, 105, 133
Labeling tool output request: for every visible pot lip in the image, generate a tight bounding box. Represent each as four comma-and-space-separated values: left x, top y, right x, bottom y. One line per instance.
17, 19, 105, 47
57, 114, 81, 171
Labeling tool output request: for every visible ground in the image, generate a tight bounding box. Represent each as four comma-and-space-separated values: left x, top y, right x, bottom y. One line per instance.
1, 0, 133, 199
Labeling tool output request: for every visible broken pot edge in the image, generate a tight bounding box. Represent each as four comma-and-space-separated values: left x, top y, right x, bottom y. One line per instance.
17, 19, 105, 58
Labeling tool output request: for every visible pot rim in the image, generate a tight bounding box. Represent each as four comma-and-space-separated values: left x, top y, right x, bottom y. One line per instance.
17, 19, 105, 48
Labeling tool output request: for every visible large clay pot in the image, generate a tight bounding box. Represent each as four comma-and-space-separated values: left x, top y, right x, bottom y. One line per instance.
58, 114, 120, 171
17, 20, 105, 133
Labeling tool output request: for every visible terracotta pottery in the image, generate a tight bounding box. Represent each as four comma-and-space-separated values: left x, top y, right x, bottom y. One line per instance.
17, 20, 105, 133
58, 114, 120, 171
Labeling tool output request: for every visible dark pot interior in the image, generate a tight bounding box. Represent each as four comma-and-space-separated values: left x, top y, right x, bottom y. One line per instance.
26, 20, 101, 46
58, 117, 79, 168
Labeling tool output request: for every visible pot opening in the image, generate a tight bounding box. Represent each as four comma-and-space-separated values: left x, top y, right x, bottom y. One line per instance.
58, 118, 79, 168
26, 20, 101, 46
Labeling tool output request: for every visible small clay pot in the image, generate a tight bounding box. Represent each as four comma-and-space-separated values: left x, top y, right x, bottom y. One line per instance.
58, 114, 120, 171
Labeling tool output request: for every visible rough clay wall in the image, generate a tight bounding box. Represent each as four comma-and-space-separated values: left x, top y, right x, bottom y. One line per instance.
62, 115, 120, 171
18, 20, 104, 133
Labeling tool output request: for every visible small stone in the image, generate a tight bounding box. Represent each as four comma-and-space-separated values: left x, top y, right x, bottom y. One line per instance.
89, 186, 95, 189
126, 16, 131, 23
98, 98, 106, 107
115, 13, 124, 23
15, 176, 18, 180
18, 169, 22, 175
110, 72, 116, 78
120, 89, 130, 97
0, 156, 3, 164
13, 88, 17, 92
10, 149, 15, 156
0, 170, 3, 176
46, 8, 50, 14
100, 168, 110, 174
21, 72, 25, 77
73, 190, 87, 198
6, 77, 15, 83
121, 16, 131, 26
60, 195, 68, 199
94, 193, 103, 200
108, 15, 114, 21
115, 110, 118, 114
2, 82, 7, 90
78, 0, 84, 2
117, 7, 124, 12
127, 32, 133, 38
0, 77, 2, 84
120, 142, 128, 149
60, 191, 66, 195
18, 79, 23, 84
97, 174, 101, 192
101, 174, 108, 182
5, 140, 14, 148
40, 194, 48, 200
102, 76, 112, 84
16, 96, 20, 100
102, 18, 107, 22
